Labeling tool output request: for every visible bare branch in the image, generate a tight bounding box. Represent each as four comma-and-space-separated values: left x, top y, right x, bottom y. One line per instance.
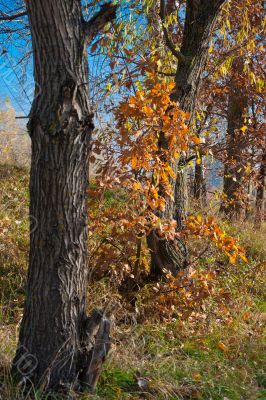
83, 2, 117, 44
159, 0, 186, 64
0, 10, 27, 21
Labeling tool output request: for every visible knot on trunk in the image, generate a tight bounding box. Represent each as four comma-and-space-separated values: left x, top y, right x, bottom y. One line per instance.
78, 309, 112, 393
83, 2, 117, 44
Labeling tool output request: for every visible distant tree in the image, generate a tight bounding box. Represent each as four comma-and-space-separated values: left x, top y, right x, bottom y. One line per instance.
220, 59, 248, 219
0, 101, 18, 165
255, 150, 266, 227
147, 0, 227, 277
0, 100, 30, 167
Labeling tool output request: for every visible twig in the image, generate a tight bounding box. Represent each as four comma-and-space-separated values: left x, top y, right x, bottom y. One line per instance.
0, 10, 27, 21
159, 0, 186, 64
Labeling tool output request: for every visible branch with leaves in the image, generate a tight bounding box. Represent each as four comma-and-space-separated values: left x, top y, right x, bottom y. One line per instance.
159, 0, 186, 64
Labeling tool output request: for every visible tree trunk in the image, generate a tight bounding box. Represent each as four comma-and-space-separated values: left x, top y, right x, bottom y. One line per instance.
255, 151, 266, 227
147, 0, 226, 278
11, 0, 115, 393
194, 158, 207, 206
221, 60, 248, 220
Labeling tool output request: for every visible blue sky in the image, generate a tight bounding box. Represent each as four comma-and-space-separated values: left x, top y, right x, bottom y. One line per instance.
0, 49, 33, 116
0, 0, 32, 114
0, 0, 119, 116
0, 0, 146, 119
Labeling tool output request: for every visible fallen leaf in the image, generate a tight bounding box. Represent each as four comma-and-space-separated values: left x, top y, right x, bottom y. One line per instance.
218, 341, 229, 352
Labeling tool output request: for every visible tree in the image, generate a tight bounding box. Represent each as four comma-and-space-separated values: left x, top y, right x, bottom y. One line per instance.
0, 101, 19, 165
147, 0, 227, 277
84, 0, 264, 280
7, 0, 117, 393
220, 59, 248, 219
194, 158, 207, 206
255, 150, 266, 227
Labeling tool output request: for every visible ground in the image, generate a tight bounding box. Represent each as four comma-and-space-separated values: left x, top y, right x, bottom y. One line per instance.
0, 165, 265, 399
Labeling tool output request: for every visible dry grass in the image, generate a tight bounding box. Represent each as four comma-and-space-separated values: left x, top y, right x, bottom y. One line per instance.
0, 165, 265, 399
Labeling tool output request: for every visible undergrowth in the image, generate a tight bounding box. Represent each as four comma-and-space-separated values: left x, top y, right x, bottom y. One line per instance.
0, 165, 265, 399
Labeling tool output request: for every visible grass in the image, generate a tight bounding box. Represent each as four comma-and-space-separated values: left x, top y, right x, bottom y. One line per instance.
0, 164, 265, 399
97, 309, 266, 399
0, 165, 29, 326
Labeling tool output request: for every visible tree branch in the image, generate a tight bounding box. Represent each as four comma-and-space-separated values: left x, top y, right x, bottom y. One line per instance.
214, 0, 227, 9
0, 10, 27, 21
159, 0, 186, 64
83, 2, 117, 44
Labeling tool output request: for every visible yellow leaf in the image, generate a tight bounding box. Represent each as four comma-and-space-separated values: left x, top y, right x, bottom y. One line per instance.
192, 372, 202, 382
245, 164, 252, 174
156, 59, 162, 68
133, 181, 142, 190
239, 253, 248, 263
240, 125, 248, 133
229, 254, 237, 264
106, 82, 112, 91
196, 215, 202, 223
196, 111, 202, 121
174, 150, 179, 159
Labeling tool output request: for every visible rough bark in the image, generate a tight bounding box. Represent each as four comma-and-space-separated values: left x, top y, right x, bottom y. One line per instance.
148, 0, 226, 278
255, 151, 266, 227
221, 60, 248, 219
11, 0, 116, 393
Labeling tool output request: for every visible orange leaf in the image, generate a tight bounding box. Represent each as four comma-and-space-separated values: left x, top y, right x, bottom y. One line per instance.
218, 341, 229, 352
132, 156, 137, 170
142, 105, 153, 116
242, 312, 250, 321
191, 135, 201, 144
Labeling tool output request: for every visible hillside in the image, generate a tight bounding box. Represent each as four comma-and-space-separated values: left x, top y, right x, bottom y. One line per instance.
0, 165, 265, 400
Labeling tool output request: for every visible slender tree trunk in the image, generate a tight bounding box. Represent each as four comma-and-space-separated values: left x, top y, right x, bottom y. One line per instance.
12, 0, 116, 392
245, 177, 253, 221
255, 151, 266, 227
147, 0, 226, 278
194, 158, 207, 206
221, 60, 248, 220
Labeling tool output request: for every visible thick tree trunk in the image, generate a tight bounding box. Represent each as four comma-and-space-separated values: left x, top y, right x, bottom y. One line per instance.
221, 61, 248, 220
11, 0, 115, 393
148, 0, 226, 278
255, 151, 266, 227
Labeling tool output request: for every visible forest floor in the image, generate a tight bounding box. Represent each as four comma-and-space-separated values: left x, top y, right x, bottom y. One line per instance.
0, 165, 265, 400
